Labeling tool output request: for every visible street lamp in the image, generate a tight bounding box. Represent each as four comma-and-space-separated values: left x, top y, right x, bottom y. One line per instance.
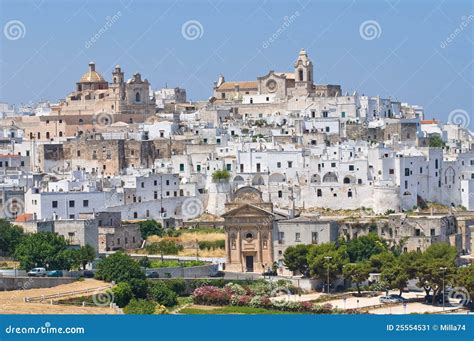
440, 267, 447, 311
324, 256, 332, 294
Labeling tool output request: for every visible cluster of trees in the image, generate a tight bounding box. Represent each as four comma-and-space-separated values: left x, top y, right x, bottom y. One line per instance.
0, 220, 95, 270
96, 252, 179, 313
211, 169, 230, 182
283, 234, 471, 302
146, 240, 183, 256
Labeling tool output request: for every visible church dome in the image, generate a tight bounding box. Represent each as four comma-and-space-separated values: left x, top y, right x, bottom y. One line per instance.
79, 62, 106, 83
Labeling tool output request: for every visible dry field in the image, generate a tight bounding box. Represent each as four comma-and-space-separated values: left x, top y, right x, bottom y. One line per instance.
147, 230, 226, 257
0, 279, 116, 314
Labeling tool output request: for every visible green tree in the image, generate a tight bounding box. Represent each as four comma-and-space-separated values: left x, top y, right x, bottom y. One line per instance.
128, 278, 148, 299
123, 298, 156, 314
147, 281, 178, 306
381, 262, 409, 296
76, 245, 96, 270
139, 220, 164, 239
345, 233, 387, 263
211, 169, 230, 182
343, 261, 371, 294
138, 256, 151, 268
369, 252, 396, 273
0, 220, 24, 256
111, 282, 133, 308
428, 134, 445, 148
454, 266, 474, 307
416, 243, 457, 302
14, 232, 70, 270
283, 244, 311, 276
95, 252, 145, 283
306, 242, 348, 282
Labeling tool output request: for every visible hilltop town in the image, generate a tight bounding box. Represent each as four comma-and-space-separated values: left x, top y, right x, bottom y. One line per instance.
0, 49, 473, 315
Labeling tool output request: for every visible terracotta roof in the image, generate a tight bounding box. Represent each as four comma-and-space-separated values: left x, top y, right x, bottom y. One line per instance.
216, 81, 258, 91
420, 120, 437, 124
15, 213, 33, 222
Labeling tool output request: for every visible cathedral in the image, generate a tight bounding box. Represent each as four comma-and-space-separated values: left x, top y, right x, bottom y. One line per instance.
52, 62, 155, 116
212, 49, 341, 103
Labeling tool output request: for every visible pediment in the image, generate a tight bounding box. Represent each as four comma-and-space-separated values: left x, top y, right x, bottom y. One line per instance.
222, 203, 274, 219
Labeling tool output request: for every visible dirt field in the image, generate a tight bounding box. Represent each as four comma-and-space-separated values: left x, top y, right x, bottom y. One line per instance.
0, 279, 117, 314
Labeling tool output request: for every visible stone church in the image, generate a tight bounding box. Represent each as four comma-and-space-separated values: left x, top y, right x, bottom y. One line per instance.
222, 186, 286, 272
212, 49, 341, 103
52, 62, 155, 116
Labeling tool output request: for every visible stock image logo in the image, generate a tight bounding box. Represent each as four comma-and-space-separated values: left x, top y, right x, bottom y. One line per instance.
92, 290, 114, 307
92, 111, 115, 129
3, 198, 25, 219
181, 20, 204, 41
3, 20, 26, 41
448, 109, 470, 128
359, 20, 382, 41
181, 197, 204, 219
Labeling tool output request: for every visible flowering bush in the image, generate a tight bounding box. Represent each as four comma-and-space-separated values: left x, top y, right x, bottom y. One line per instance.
230, 294, 252, 306
192, 286, 231, 306
249, 295, 271, 308
224, 283, 246, 296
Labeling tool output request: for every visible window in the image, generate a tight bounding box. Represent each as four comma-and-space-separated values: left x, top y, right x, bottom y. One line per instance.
256, 163, 261, 172
154, 191, 158, 199
83, 200, 89, 207
312, 232, 318, 244
389, 169, 394, 174
133, 212, 138, 218
52, 201, 58, 208
179, 164, 184, 172
77, 150, 81, 157
325, 127, 330, 132
404, 168, 410, 176
298, 69, 303, 81
166, 180, 170, 186
141, 182, 144, 188
135, 92, 141, 102
277, 162, 281, 168
69, 200, 75, 208
287, 161, 293, 168
278, 190, 283, 198
278, 232, 284, 243
322, 111, 328, 118
435, 159, 439, 169
317, 189, 322, 197
430, 228, 435, 236
197, 165, 201, 172
415, 229, 421, 237
295, 233, 301, 242
349, 165, 354, 171
226, 164, 231, 171
341, 111, 346, 118
331, 162, 336, 168
348, 190, 352, 198
46, 132, 50, 139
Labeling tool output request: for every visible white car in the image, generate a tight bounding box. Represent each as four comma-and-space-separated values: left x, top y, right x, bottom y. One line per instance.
27, 267, 47, 277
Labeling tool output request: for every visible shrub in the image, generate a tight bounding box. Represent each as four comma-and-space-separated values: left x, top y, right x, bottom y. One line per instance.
146, 240, 183, 255
95, 252, 145, 283
224, 283, 246, 296
198, 240, 225, 250
128, 278, 148, 299
230, 294, 252, 306
154, 304, 168, 315
192, 286, 231, 306
148, 281, 178, 307
111, 282, 133, 308
138, 257, 151, 268
163, 279, 186, 296
249, 295, 271, 308
123, 299, 156, 314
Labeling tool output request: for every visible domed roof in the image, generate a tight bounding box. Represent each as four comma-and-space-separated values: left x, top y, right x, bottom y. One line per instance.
79, 62, 106, 83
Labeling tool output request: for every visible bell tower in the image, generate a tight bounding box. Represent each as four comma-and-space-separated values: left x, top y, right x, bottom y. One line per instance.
294, 49, 313, 95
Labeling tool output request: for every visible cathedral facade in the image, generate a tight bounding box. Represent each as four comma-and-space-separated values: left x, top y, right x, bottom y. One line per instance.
212, 49, 341, 103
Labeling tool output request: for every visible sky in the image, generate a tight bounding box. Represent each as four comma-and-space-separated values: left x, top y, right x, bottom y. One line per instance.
0, 0, 473, 128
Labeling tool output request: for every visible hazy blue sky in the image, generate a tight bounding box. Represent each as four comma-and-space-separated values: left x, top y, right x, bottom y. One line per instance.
0, 0, 472, 127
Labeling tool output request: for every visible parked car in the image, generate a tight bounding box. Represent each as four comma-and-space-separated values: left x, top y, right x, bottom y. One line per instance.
46, 270, 63, 277
379, 295, 407, 304
27, 267, 47, 277
146, 271, 159, 278
82, 270, 95, 278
